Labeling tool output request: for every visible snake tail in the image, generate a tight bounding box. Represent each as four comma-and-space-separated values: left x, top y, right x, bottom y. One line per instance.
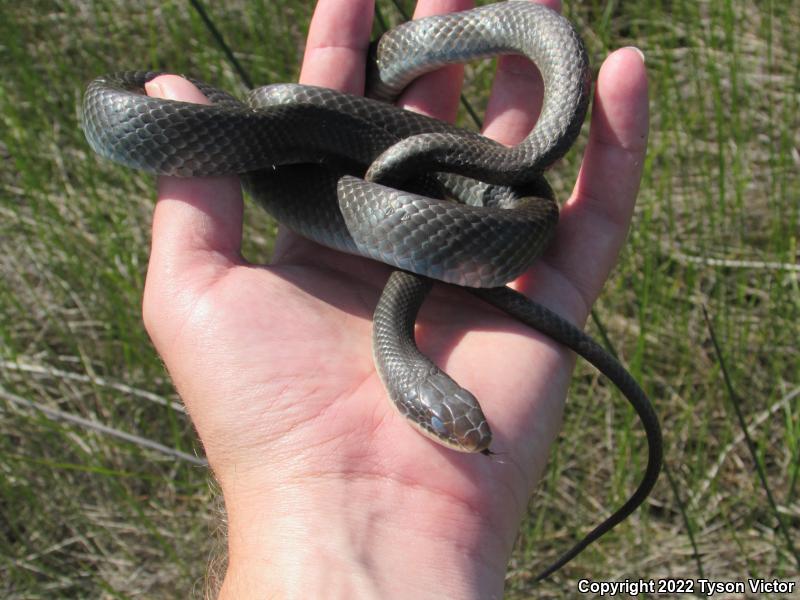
471, 286, 663, 581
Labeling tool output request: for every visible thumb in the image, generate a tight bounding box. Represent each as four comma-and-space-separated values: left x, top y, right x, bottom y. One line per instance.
142, 75, 246, 339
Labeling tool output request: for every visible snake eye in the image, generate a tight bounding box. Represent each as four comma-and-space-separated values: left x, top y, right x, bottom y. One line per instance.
430, 415, 448, 435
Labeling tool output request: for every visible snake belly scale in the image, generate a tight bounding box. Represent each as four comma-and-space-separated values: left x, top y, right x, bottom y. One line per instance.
82, 0, 662, 582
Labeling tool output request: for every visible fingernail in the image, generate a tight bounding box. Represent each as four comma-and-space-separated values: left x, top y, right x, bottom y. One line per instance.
145, 81, 163, 98
624, 46, 646, 64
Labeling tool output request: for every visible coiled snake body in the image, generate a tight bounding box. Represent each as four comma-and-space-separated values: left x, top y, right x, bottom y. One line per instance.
82, 0, 662, 582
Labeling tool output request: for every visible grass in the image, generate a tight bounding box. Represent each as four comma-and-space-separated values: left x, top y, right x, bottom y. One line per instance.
1, 0, 798, 597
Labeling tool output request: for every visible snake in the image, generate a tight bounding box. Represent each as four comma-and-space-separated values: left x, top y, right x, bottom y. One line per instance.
81, 0, 662, 582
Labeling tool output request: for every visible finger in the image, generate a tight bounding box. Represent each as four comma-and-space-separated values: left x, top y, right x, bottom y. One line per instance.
299, 0, 375, 93
274, 0, 375, 260
534, 48, 649, 319
145, 75, 245, 284
396, 0, 474, 122
481, 0, 561, 145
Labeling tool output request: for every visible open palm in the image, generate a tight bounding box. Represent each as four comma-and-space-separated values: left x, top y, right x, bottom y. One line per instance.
141, 0, 648, 596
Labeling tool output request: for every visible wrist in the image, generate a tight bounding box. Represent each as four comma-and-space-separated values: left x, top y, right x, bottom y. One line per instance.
218, 473, 509, 599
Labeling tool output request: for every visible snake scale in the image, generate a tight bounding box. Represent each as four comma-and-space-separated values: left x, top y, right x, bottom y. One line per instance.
82, 0, 662, 582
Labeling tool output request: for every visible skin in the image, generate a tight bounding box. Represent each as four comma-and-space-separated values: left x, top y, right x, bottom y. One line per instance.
141, 0, 649, 597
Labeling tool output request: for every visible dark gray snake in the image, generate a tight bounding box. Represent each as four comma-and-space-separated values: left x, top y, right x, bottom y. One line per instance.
82, 0, 662, 582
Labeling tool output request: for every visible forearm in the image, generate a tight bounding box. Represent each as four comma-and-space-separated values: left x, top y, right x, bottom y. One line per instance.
218, 476, 510, 599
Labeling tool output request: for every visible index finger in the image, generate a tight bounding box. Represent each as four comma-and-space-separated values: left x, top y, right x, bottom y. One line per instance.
299, 0, 375, 93
274, 0, 375, 259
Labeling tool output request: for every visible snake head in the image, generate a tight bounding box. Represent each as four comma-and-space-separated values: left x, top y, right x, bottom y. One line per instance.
399, 369, 492, 453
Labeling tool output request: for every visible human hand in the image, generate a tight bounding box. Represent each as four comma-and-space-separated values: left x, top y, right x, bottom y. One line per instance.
141, 0, 648, 597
